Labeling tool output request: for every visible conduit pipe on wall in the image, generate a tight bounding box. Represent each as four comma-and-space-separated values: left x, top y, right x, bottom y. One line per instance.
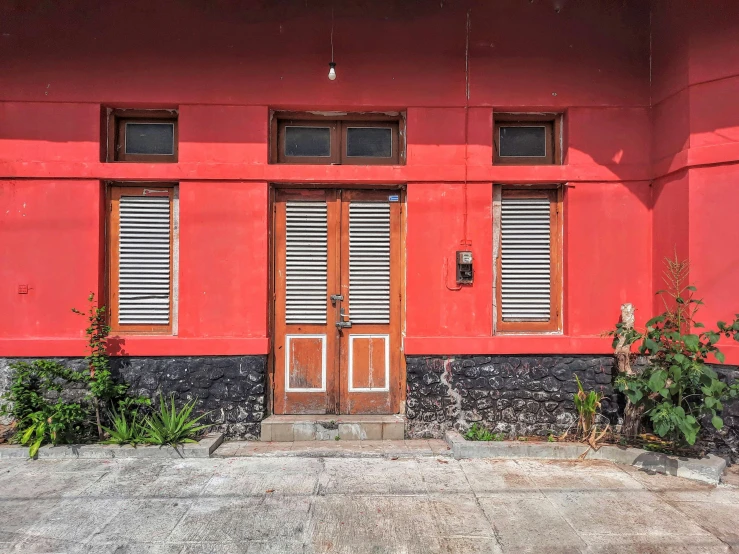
446, 9, 473, 292
461, 8, 472, 249
445, 9, 473, 292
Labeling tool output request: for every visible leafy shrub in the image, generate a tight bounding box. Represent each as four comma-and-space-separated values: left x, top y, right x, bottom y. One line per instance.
0, 361, 91, 456
0, 360, 86, 425
0, 295, 210, 455
609, 256, 739, 445
464, 423, 504, 442
19, 400, 87, 457
144, 394, 210, 446
0, 295, 150, 457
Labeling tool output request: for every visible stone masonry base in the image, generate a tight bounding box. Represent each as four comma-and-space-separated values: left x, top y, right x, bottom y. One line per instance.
0, 356, 267, 439
405, 355, 618, 439
2, 354, 737, 452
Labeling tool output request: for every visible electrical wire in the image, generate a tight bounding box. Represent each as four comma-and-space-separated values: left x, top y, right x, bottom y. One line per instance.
330, 6, 334, 63
461, 9, 471, 248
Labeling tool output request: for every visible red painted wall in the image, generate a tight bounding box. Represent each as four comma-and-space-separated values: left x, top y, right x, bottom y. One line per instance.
651, 171, 689, 314
688, 166, 739, 328
406, 182, 493, 339
650, 0, 739, 362
178, 182, 268, 340
563, 182, 652, 337
1, 0, 737, 362
0, 180, 102, 339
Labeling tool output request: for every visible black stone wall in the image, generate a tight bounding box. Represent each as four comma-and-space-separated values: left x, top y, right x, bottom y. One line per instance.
111, 356, 267, 439
0, 356, 267, 439
3, 354, 737, 451
715, 365, 739, 430
405, 355, 618, 439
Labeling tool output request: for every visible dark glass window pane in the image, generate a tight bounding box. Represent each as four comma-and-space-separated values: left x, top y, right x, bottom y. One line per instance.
346, 127, 392, 158
285, 126, 331, 157
125, 123, 175, 155
499, 126, 547, 157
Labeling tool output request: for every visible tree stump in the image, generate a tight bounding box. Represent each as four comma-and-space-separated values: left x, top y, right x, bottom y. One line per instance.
615, 303, 644, 436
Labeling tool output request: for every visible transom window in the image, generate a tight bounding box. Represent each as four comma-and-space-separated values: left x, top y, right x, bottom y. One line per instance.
272, 113, 403, 165
105, 109, 178, 163
494, 114, 561, 165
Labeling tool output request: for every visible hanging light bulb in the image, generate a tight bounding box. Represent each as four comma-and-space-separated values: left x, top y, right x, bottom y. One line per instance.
327, 6, 337, 81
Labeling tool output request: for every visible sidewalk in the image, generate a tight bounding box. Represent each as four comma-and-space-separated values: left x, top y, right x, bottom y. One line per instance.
1, 453, 738, 552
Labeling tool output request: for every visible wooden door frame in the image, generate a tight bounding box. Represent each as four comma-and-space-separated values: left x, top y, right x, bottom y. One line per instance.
267, 184, 407, 417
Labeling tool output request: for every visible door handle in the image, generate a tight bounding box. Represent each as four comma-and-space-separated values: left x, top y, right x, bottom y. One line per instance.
336, 307, 352, 329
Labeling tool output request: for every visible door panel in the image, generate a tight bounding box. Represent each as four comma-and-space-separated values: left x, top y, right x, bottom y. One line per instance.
339, 190, 401, 414
348, 335, 388, 391
285, 335, 325, 391
274, 190, 339, 415
273, 189, 401, 415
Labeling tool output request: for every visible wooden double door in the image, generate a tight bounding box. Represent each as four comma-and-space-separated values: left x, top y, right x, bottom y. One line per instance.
273, 189, 402, 415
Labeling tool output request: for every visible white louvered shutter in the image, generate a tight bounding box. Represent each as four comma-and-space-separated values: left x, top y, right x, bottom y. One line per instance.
500, 196, 552, 322
118, 195, 171, 325
349, 202, 390, 324
285, 202, 327, 324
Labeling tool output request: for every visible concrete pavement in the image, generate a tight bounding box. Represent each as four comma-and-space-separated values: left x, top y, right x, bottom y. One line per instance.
0, 454, 738, 553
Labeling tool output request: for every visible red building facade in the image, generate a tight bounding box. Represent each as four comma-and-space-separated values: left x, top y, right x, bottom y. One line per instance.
1, 0, 738, 438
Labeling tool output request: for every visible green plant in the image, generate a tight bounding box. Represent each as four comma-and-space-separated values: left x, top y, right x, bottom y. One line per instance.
547, 434, 556, 443
144, 394, 210, 446
572, 375, 610, 449
573, 375, 602, 437
463, 423, 504, 441
18, 401, 87, 457
0, 360, 85, 426
0, 296, 152, 456
0, 360, 91, 456
73, 293, 129, 440
102, 409, 147, 445
609, 255, 739, 446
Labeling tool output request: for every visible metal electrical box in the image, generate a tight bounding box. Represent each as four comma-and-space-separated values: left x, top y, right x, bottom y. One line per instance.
456, 250, 473, 284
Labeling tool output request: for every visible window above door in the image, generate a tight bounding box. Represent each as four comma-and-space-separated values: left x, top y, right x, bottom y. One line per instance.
104, 108, 179, 163
494, 113, 562, 165
271, 112, 404, 165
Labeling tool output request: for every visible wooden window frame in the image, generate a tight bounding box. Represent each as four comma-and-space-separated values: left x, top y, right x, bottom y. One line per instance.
494, 185, 563, 334
271, 111, 405, 165
341, 121, 400, 165
277, 119, 340, 164
493, 113, 561, 165
106, 109, 178, 163
107, 183, 177, 335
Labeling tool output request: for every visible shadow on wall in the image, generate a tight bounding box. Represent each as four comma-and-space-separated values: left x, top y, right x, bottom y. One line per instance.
1, 2, 736, 194
0, 1, 647, 157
